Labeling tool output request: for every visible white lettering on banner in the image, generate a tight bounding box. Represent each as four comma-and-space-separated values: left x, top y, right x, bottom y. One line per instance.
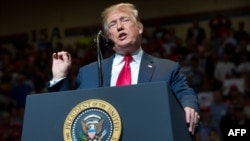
31, 27, 62, 42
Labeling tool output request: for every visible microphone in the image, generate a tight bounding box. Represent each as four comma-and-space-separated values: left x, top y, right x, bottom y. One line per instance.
94, 31, 114, 48
95, 30, 114, 87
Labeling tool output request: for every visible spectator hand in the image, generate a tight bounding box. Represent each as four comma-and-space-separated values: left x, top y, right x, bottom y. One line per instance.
184, 107, 200, 135
52, 51, 72, 79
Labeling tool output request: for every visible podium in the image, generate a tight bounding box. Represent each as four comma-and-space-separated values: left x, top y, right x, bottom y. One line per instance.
21, 82, 193, 141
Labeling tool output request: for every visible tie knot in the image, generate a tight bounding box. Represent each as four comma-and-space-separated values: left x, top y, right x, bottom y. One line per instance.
124, 55, 132, 63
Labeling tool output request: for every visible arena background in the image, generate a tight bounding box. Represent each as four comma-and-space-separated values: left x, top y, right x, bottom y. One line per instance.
0, 0, 249, 46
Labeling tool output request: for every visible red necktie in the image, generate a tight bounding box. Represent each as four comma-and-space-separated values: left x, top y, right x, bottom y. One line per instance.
116, 55, 132, 86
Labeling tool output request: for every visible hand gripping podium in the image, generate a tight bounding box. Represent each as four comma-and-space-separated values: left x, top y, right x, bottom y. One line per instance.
21, 82, 193, 141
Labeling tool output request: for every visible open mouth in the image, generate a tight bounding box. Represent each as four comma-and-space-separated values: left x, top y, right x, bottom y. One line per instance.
118, 32, 127, 40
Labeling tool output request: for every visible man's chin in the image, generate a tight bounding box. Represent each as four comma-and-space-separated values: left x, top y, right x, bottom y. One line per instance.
113, 46, 131, 55
114, 45, 139, 55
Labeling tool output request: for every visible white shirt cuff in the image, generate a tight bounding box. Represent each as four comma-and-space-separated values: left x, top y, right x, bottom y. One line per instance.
49, 77, 66, 87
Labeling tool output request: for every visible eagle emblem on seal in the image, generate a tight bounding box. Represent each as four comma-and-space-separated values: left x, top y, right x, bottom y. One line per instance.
79, 114, 107, 141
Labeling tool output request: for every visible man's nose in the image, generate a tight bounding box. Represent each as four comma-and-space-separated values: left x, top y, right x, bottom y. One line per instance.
116, 21, 124, 31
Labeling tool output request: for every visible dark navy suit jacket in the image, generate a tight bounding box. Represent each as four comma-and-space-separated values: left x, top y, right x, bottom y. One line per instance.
47, 52, 199, 112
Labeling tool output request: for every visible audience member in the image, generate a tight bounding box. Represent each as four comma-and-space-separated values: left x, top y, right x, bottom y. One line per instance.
198, 81, 214, 108
186, 55, 206, 93
196, 106, 222, 141
209, 14, 232, 38
186, 19, 206, 45
214, 52, 236, 83
234, 21, 249, 44
161, 30, 177, 57
10, 73, 32, 108
236, 53, 250, 73
210, 90, 228, 123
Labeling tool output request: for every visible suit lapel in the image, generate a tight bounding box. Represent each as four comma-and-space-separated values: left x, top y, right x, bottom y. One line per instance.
138, 53, 155, 83
102, 55, 114, 87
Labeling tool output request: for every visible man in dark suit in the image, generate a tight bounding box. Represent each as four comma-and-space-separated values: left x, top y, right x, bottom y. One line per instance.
186, 19, 206, 45
48, 3, 200, 134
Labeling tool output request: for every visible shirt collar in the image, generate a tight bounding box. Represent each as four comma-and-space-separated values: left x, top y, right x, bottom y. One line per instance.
114, 47, 143, 66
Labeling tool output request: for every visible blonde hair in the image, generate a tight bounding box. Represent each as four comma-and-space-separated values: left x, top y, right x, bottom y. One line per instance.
101, 3, 142, 35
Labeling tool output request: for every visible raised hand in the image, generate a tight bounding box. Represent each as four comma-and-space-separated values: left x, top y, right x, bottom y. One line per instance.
52, 51, 72, 80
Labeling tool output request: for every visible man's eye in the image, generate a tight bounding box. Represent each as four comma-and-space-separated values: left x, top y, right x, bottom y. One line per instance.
122, 18, 129, 22
108, 23, 116, 28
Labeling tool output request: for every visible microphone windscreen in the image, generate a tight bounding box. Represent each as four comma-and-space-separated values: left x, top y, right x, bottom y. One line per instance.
94, 34, 114, 48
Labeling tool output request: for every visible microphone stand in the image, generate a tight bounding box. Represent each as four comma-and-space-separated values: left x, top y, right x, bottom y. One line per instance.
96, 30, 104, 87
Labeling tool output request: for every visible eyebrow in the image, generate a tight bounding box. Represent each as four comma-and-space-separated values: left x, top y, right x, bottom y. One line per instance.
108, 15, 130, 23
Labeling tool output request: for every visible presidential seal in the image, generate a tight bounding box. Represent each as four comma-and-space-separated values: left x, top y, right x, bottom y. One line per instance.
63, 99, 122, 141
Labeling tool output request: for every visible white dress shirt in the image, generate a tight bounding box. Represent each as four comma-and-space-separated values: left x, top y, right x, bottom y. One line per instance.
50, 48, 143, 87
110, 48, 143, 86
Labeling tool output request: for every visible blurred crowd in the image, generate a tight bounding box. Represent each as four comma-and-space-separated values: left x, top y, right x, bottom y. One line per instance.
0, 14, 250, 140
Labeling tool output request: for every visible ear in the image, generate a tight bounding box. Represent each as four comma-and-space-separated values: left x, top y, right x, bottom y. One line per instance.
138, 22, 143, 34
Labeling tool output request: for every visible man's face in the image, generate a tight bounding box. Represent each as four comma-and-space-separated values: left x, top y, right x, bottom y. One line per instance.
105, 9, 143, 55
